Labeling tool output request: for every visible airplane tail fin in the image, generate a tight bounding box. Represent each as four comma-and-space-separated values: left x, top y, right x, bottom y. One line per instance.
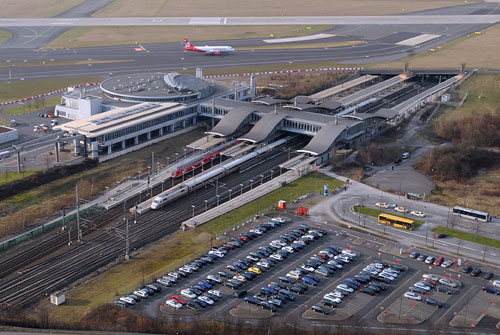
184, 39, 192, 48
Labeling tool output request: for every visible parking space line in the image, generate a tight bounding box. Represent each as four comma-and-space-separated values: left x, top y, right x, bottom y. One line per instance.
358, 268, 422, 323
433, 285, 476, 326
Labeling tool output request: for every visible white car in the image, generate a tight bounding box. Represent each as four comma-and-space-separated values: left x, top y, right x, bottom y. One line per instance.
233, 275, 247, 283
134, 289, 148, 298
324, 295, 342, 304
250, 229, 264, 235
422, 274, 439, 282
120, 296, 136, 305
166, 300, 183, 309
181, 289, 197, 299
376, 202, 390, 209
294, 240, 306, 246
301, 265, 315, 272
286, 271, 301, 280
207, 275, 222, 284
381, 270, 398, 278
179, 266, 192, 274
256, 261, 271, 269
208, 290, 222, 298
441, 260, 453, 268
410, 210, 426, 218
328, 260, 343, 269
327, 291, 344, 299
199, 295, 214, 305
337, 284, 354, 293
208, 250, 224, 258
168, 272, 181, 279
494, 280, 500, 289
404, 292, 422, 301
395, 206, 408, 213
439, 278, 458, 288
379, 273, 395, 281
282, 246, 295, 254
342, 250, 358, 258
270, 253, 283, 261
414, 282, 431, 291
272, 217, 286, 224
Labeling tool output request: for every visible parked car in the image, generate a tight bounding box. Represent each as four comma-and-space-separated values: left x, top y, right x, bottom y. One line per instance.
439, 278, 458, 288
376, 202, 389, 209
436, 285, 454, 295
166, 300, 183, 309
471, 268, 482, 277
312, 305, 330, 315
483, 285, 500, 295
441, 260, 453, 268
462, 265, 473, 273
424, 297, 443, 308
493, 280, 500, 289
394, 206, 407, 213
483, 272, 494, 280
410, 211, 425, 218
433, 256, 444, 266
424, 256, 435, 264
434, 233, 448, 239
409, 252, 419, 259
404, 292, 422, 301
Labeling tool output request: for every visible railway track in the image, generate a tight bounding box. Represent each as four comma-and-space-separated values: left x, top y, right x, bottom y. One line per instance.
0, 144, 301, 307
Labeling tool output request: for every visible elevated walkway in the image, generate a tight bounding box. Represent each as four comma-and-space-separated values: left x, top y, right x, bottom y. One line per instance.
220, 141, 255, 158
339, 74, 412, 107
310, 75, 378, 102
239, 112, 286, 143
279, 154, 316, 171
187, 135, 226, 151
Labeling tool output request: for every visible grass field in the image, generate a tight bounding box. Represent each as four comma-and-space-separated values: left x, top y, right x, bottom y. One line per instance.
198, 172, 344, 234
371, 24, 500, 70
48, 172, 342, 322
0, 169, 44, 185
2, 96, 60, 115
0, 76, 103, 103
46, 25, 333, 49
434, 226, 500, 249
353, 205, 424, 227
0, 30, 11, 43
0, 0, 84, 18
95, 0, 474, 17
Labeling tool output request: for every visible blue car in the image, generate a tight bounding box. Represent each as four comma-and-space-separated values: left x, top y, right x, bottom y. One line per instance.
261, 286, 278, 296
198, 281, 212, 289
302, 276, 318, 286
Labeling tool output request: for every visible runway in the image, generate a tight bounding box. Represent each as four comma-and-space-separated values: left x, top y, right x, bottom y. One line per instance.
0, 1, 499, 82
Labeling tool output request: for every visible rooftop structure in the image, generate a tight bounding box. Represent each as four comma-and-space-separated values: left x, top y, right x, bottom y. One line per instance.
100, 72, 213, 103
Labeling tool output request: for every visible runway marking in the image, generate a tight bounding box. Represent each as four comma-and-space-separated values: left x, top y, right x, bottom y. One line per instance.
224, 17, 227, 24
189, 17, 222, 25
263, 33, 335, 44
396, 34, 441, 46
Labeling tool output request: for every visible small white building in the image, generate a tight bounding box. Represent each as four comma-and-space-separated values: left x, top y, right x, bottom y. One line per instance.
50, 291, 66, 305
54, 88, 103, 120
0, 126, 18, 145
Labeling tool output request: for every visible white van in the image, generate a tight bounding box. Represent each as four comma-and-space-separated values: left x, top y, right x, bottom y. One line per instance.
402, 152, 410, 159
50, 119, 58, 126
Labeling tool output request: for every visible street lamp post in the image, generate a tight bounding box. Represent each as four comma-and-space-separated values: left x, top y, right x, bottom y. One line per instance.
250, 179, 254, 190
260, 174, 264, 185
175, 152, 179, 163
183, 148, 187, 160
425, 222, 429, 246
216, 194, 220, 206
166, 157, 170, 166
270, 170, 274, 180
192, 205, 196, 218
240, 183, 244, 195
204, 199, 208, 212
229, 189, 232, 201
290, 192, 293, 204
137, 170, 141, 181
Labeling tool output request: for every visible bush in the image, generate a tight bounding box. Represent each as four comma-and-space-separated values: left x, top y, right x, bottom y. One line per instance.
415, 144, 500, 182
434, 114, 500, 147
0, 159, 98, 201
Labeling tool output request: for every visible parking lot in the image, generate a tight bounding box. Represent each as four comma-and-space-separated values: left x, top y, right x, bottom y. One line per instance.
123, 215, 499, 330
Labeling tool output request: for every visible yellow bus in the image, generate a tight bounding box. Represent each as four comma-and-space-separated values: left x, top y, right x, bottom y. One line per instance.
378, 213, 415, 231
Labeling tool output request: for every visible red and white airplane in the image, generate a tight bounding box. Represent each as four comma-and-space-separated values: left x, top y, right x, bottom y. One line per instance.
183, 39, 235, 55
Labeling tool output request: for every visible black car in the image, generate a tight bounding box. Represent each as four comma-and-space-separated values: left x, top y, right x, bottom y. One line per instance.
370, 282, 387, 291
322, 299, 337, 307
409, 286, 427, 294
417, 254, 427, 262
360, 287, 376, 296
391, 264, 405, 272
244, 296, 261, 305
277, 250, 289, 258
424, 297, 443, 308
234, 290, 248, 298
394, 157, 402, 165
218, 270, 231, 278
249, 252, 261, 259
295, 282, 308, 291
483, 272, 494, 280
186, 301, 200, 310
261, 301, 277, 312
279, 276, 295, 284
483, 285, 500, 295
225, 281, 239, 290
436, 285, 454, 295
113, 300, 127, 308
289, 286, 304, 294
227, 265, 239, 272
354, 275, 370, 284
240, 273, 253, 281
409, 251, 419, 259
471, 268, 482, 277
305, 273, 320, 282
462, 265, 473, 273
194, 298, 207, 308
312, 305, 329, 315
190, 287, 202, 295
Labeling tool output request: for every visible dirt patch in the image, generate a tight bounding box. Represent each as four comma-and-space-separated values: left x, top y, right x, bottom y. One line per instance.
94, 0, 474, 17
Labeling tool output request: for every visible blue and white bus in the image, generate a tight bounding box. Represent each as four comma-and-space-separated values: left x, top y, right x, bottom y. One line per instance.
452, 206, 490, 222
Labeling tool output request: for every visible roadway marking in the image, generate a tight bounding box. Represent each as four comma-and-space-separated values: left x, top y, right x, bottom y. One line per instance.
433, 285, 475, 326
396, 34, 441, 46
263, 33, 335, 44
189, 17, 222, 25
359, 269, 421, 322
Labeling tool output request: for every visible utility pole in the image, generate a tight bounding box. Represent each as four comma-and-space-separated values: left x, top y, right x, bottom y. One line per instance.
76, 185, 82, 242
125, 218, 129, 260
152, 152, 155, 175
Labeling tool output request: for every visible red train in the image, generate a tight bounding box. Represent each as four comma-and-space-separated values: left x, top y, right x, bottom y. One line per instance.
172, 152, 220, 178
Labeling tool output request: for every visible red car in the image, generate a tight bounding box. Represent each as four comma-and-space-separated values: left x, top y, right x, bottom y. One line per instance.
171, 295, 187, 305
223, 243, 235, 249
433, 256, 444, 266
238, 235, 248, 242
425, 278, 438, 285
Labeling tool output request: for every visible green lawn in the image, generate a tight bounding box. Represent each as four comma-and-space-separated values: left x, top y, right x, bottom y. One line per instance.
198, 172, 344, 234
0, 76, 103, 103
0, 169, 44, 184
0, 30, 11, 43
353, 205, 424, 227
434, 226, 500, 249
2, 96, 61, 115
